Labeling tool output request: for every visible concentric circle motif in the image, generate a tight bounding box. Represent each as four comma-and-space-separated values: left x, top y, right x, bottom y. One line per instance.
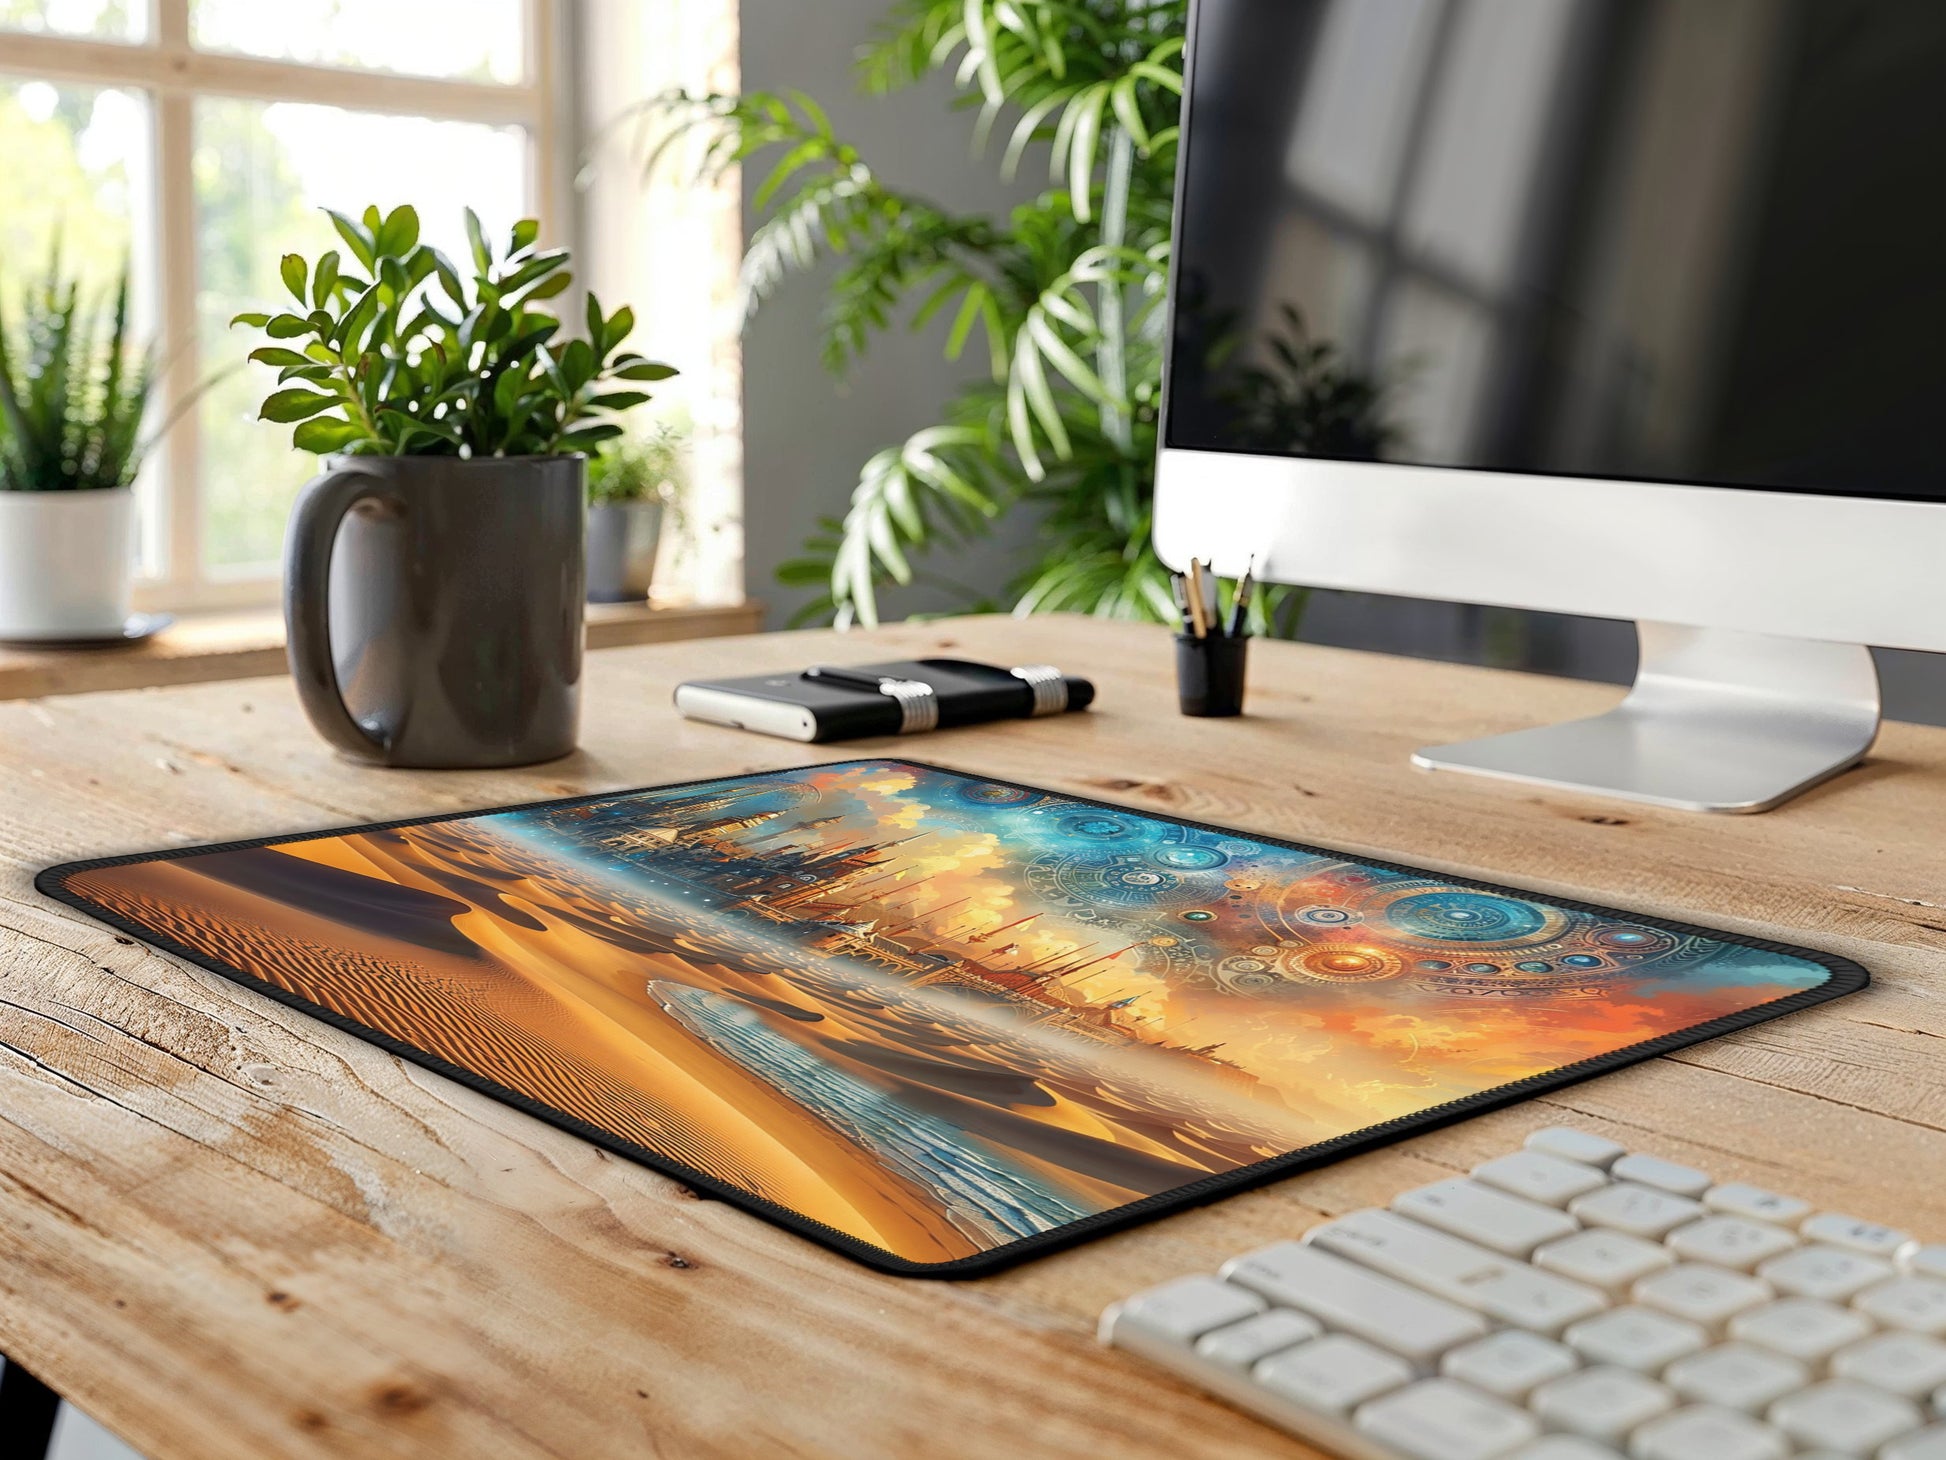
1295, 905, 1359, 926
1381, 890, 1561, 947
1217, 956, 1284, 992
955, 781, 1043, 807
1153, 844, 1229, 871
1593, 927, 1675, 954
1057, 813, 1140, 841
1283, 943, 1406, 984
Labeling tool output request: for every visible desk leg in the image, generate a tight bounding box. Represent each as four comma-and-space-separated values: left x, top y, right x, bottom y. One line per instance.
0, 1357, 61, 1459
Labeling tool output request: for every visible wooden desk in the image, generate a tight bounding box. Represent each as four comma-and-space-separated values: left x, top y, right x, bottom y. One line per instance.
2, 614, 1943, 1459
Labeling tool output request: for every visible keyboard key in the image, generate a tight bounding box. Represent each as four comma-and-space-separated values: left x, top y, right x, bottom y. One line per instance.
1767, 1380, 1923, 1453
1611, 1154, 1712, 1199
1884, 1426, 1946, 1460
1632, 1264, 1771, 1329
1727, 1297, 1873, 1362
1563, 1307, 1705, 1371
1253, 1333, 1414, 1414
1704, 1183, 1810, 1226
1662, 1343, 1805, 1411
1756, 1244, 1894, 1301
1194, 1308, 1321, 1368
1099, 1273, 1262, 1346
1510, 1439, 1623, 1460
1526, 1127, 1626, 1170
1534, 1229, 1673, 1293
1906, 1245, 1946, 1280
1629, 1405, 1787, 1460
1474, 1151, 1609, 1207
1355, 1378, 1541, 1460
1531, 1366, 1674, 1441
1830, 1331, 1946, 1398
1223, 1240, 1488, 1363
1570, 1184, 1704, 1239
1309, 1209, 1607, 1333
1856, 1276, 1946, 1335
1801, 1212, 1911, 1257
1441, 1331, 1577, 1400
1664, 1217, 1797, 1272
1396, 1179, 1581, 1257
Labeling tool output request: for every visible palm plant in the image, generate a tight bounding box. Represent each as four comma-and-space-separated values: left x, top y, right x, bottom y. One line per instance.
646, 0, 1269, 628
0, 248, 154, 492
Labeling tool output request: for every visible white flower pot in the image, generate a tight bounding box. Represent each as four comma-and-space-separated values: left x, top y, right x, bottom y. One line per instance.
0, 487, 135, 640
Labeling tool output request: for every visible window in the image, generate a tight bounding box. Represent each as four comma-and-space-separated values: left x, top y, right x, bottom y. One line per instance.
0, 0, 565, 609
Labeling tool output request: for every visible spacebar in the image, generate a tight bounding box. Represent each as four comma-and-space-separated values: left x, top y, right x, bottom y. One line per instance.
1220, 1241, 1488, 1365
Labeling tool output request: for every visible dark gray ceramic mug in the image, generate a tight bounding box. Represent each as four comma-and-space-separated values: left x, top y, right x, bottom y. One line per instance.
284, 454, 586, 768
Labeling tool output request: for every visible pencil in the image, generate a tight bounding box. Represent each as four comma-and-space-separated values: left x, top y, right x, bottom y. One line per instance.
1229, 557, 1256, 637
1196, 560, 1220, 637
1169, 573, 1195, 636
1186, 558, 1210, 638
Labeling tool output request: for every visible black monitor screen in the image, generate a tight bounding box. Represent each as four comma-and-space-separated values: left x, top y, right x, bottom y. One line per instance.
1165, 0, 1946, 502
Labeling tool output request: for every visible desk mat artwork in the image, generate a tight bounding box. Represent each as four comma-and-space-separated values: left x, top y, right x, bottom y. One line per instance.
40, 759, 1866, 1276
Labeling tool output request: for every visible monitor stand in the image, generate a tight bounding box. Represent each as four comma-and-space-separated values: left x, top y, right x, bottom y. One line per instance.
1411, 623, 1880, 814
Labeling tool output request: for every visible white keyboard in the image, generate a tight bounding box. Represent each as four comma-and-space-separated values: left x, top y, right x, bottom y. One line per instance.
1100, 1127, 1946, 1460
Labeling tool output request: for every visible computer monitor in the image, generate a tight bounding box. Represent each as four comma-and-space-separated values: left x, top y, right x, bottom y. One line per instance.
1156, 0, 1946, 812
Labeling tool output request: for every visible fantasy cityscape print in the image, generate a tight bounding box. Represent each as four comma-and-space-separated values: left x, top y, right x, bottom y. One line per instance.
66, 761, 1833, 1264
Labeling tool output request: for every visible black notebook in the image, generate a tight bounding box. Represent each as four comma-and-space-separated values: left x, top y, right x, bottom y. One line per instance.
673, 658, 1095, 742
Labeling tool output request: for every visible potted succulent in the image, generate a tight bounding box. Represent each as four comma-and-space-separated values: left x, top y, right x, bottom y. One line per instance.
0, 253, 157, 642
586, 420, 688, 603
233, 204, 676, 768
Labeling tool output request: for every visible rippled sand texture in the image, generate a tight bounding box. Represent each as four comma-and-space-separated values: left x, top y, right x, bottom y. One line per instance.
68, 819, 1313, 1263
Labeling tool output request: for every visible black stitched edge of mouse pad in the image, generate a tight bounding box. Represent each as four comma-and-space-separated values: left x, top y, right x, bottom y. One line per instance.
40, 759, 1866, 1278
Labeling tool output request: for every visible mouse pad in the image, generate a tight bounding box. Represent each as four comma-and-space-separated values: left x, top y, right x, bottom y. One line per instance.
40, 759, 1865, 1276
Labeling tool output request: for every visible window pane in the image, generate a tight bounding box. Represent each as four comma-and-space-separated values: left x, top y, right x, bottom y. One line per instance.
190, 0, 525, 84
0, 0, 145, 41
0, 79, 160, 570
195, 99, 527, 572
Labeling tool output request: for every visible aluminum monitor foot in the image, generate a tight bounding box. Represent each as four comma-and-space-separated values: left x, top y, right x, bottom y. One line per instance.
1412, 623, 1881, 814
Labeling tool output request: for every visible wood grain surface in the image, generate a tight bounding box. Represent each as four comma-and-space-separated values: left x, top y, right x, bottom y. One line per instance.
0, 599, 765, 701
2, 613, 1943, 1459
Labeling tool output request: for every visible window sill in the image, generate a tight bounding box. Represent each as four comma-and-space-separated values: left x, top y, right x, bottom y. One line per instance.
0, 598, 766, 701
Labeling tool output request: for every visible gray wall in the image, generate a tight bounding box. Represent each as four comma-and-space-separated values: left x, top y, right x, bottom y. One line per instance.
1296, 594, 1946, 727
740, 0, 1041, 628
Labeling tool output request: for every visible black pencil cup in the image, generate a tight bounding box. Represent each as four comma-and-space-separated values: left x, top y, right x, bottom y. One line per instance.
1175, 632, 1247, 717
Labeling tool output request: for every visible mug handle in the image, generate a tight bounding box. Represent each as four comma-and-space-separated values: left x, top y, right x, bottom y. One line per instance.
283, 465, 391, 759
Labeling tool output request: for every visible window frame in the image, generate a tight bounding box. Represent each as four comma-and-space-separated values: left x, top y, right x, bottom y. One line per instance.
0, 0, 568, 611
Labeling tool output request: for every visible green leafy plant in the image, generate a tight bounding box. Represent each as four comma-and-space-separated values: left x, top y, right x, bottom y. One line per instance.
0, 247, 156, 492
231, 204, 676, 458
642, 0, 1317, 632
589, 419, 688, 508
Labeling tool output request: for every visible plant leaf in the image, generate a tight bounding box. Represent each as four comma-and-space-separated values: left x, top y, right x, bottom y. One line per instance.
259, 387, 338, 423
292, 416, 362, 454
